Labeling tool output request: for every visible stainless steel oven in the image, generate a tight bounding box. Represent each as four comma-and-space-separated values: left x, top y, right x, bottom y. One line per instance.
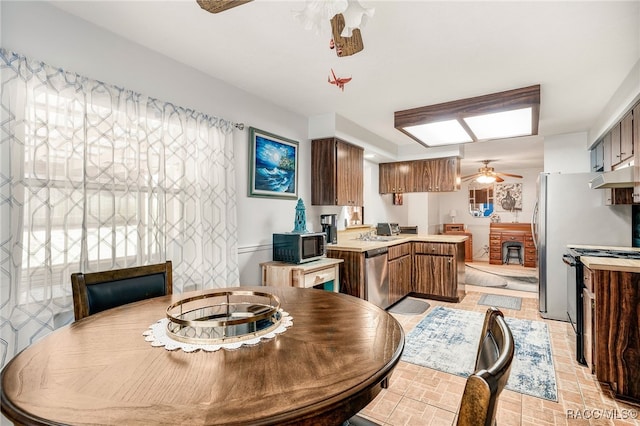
563, 249, 585, 365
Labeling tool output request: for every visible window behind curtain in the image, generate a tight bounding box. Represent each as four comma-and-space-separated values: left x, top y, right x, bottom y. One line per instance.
19, 83, 169, 303
1, 48, 239, 367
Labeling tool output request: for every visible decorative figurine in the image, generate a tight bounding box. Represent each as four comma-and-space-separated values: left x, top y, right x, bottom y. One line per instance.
292, 198, 309, 233
328, 68, 352, 91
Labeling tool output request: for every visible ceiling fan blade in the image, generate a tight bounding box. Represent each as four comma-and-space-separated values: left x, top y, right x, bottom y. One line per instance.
461, 173, 482, 181
495, 176, 505, 183
197, 0, 253, 14
496, 172, 523, 179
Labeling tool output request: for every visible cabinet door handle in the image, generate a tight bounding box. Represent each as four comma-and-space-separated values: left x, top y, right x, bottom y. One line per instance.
314, 274, 328, 283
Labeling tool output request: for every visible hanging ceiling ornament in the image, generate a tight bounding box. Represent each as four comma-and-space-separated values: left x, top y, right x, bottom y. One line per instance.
328, 68, 352, 91
196, 0, 253, 14
339, 0, 374, 38
294, 0, 374, 57
330, 13, 363, 57
293, 0, 348, 34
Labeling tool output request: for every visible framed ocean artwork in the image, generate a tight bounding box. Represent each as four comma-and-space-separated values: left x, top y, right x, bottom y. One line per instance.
248, 127, 299, 199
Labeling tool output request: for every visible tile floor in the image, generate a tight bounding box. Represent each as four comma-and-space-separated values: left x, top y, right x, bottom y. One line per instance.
358, 285, 640, 426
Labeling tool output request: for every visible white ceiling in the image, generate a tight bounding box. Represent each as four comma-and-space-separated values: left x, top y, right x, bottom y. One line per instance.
48, 0, 640, 174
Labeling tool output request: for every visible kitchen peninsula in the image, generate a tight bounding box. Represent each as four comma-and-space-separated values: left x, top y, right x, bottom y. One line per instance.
326, 230, 468, 305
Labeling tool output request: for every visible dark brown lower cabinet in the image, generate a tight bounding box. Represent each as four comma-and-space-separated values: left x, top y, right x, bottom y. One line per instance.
389, 254, 411, 305
388, 243, 412, 306
412, 241, 464, 303
587, 266, 640, 403
413, 254, 455, 298
328, 240, 466, 306
326, 250, 364, 299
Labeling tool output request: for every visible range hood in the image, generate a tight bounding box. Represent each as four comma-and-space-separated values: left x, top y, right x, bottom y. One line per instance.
589, 166, 636, 189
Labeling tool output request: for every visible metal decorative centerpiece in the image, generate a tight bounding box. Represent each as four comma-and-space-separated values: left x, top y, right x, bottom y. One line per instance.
166, 290, 283, 344
144, 290, 293, 352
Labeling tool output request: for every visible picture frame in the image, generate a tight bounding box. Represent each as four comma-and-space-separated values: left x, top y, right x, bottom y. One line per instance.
248, 127, 299, 199
495, 182, 522, 211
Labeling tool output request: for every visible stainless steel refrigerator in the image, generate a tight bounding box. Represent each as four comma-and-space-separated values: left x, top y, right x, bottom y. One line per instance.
534, 172, 631, 321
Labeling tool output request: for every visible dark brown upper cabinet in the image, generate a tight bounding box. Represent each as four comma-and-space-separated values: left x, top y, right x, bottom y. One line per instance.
312, 138, 363, 206
379, 156, 460, 194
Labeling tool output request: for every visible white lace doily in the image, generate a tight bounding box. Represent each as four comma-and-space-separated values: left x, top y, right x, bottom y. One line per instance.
143, 310, 293, 352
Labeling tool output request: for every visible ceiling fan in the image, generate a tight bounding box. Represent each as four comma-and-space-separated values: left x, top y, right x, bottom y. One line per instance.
461, 160, 523, 183
196, 0, 372, 58
196, 0, 253, 14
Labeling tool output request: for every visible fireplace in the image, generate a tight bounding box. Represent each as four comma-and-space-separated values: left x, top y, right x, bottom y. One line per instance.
502, 241, 523, 264
489, 223, 536, 267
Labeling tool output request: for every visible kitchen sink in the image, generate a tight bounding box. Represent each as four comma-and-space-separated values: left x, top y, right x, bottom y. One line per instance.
373, 236, 401, 241
354, 234, 401, 242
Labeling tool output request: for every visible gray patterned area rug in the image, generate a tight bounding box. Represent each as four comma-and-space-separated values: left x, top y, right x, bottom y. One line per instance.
478, 293, 522, 311
402, 306, 557, 401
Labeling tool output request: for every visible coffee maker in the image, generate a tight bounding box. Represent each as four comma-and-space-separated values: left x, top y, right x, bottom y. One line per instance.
320, 214, 337, 245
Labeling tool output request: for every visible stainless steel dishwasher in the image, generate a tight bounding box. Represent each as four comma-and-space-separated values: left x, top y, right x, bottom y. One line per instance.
364, 247, 389, 309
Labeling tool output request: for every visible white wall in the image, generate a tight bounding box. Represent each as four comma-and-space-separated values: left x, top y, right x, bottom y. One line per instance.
363, 160, 408, 226
406, 193, 429, 234
544, 132, 592, 173
588, 59, 640, 146
435, 167, 543, 259
1, 1, 316, 286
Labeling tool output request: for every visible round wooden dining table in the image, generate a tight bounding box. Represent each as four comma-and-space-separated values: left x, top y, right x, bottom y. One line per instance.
1, 286, 404, 425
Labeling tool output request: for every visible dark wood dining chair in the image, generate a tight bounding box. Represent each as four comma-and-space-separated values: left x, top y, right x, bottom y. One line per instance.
71, 261, 173, 320
456, 307, 515, 426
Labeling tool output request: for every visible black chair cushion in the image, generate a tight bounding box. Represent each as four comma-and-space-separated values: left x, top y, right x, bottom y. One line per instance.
86, 273, 167, 315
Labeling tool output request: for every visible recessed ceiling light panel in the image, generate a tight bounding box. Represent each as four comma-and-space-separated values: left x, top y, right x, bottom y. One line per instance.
394, 85, 540, 148
463, 107, 532, 140
404, 119, 473, 146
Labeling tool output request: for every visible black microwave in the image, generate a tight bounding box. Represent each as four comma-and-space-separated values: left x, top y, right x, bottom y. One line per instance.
273, 232, 326, 264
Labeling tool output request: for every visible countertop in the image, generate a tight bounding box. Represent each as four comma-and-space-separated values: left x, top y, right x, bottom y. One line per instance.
260, 257, 344, 270
568, 244, 640, 273
327, 232, 468, 253
568, 244, 640, 252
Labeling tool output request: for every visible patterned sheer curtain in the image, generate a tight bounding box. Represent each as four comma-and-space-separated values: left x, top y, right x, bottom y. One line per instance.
0, 49, 239, 366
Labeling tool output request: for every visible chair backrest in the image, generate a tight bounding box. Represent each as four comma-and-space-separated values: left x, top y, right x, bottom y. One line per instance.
456, 307, 515, 426
71, 261, 173, 320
